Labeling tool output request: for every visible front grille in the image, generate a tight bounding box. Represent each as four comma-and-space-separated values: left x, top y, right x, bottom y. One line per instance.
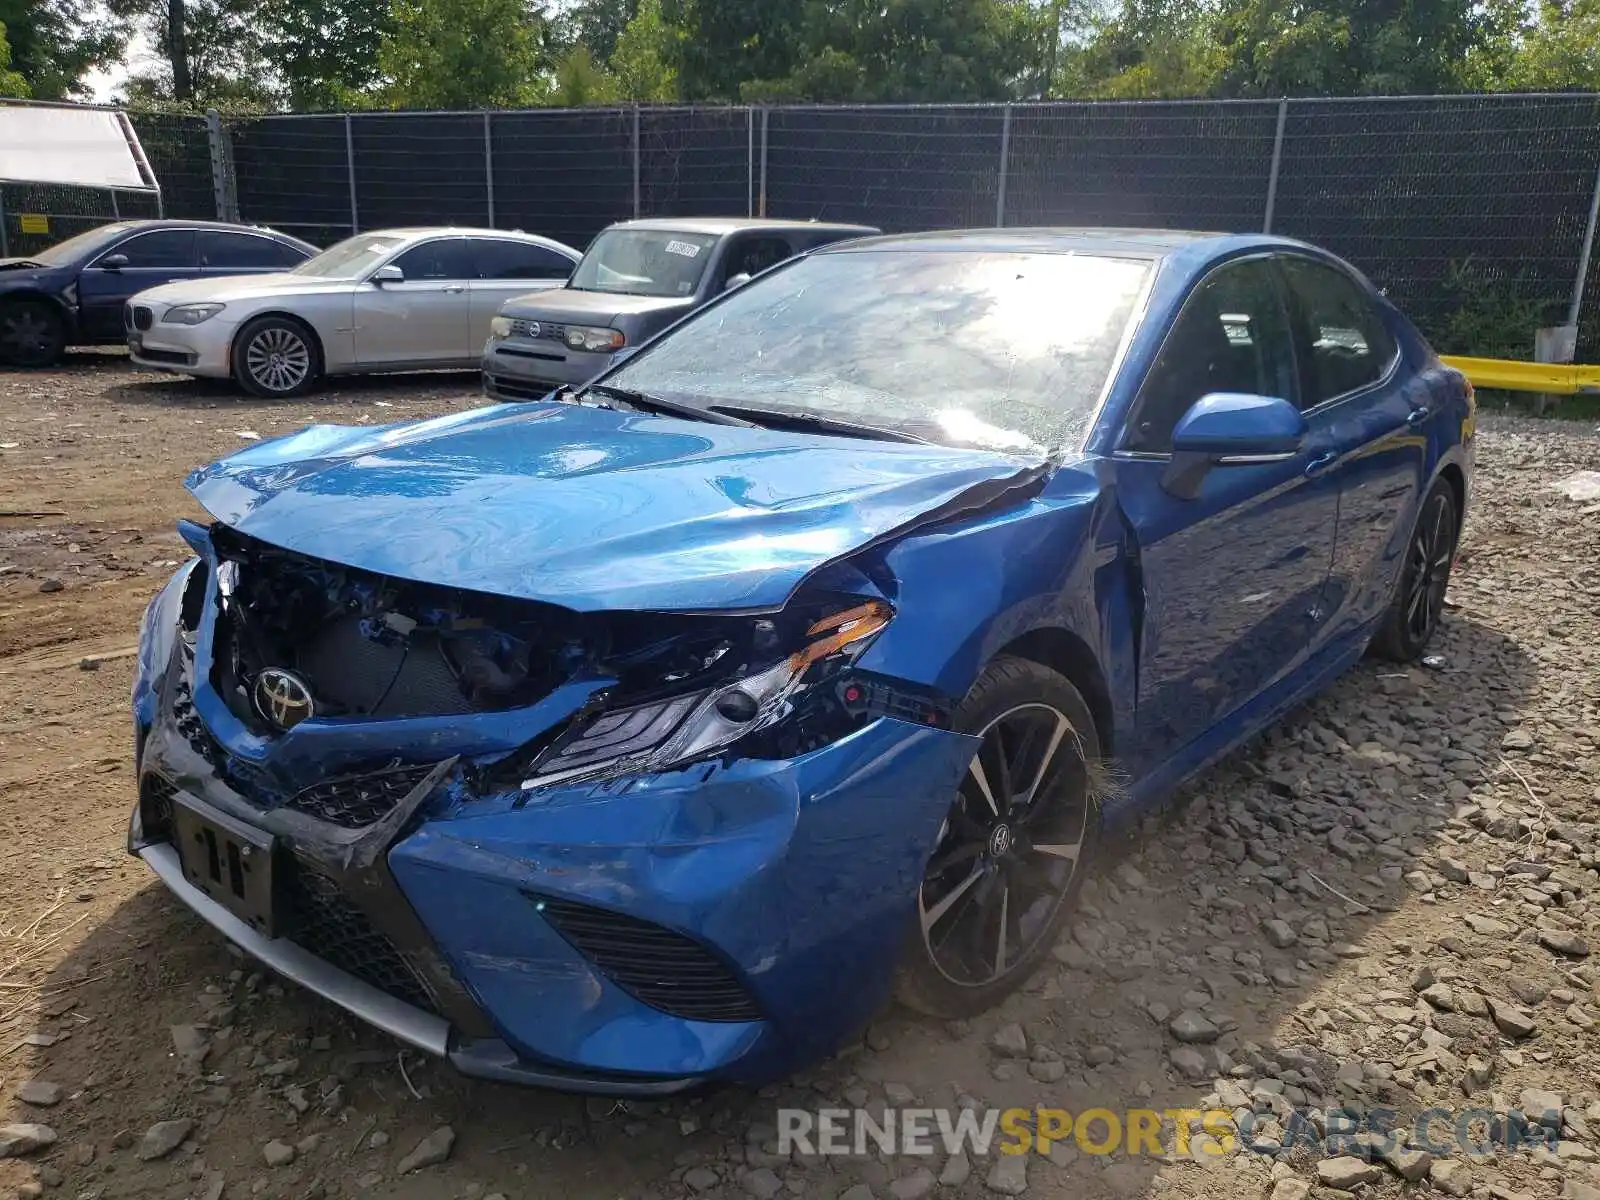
128, 305, 153, 331
534, 896, 762, 1023
509, 319, 565, 341
282, 862, 438, 1014
487, 374, 559, 402
284, 763, 438, 829
139, 774, 178, 842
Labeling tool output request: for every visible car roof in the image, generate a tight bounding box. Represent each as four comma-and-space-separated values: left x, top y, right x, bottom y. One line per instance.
355, 227, 581, 254
818, 227, 1310, 260
602, 217, 880, 237
102, 218, 313, 244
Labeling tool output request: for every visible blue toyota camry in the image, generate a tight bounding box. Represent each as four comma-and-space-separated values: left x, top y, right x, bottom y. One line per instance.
129, 228, 1474, 1093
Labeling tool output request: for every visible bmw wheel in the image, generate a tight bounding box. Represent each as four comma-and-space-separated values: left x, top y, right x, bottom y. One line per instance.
1371, 478, 1458, 661
895, 656, 1100, 1018
0, 299, 66, 367
233, 316, 320, 398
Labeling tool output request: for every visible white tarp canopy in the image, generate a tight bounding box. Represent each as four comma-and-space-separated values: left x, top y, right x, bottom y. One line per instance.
0, 104, 156, 192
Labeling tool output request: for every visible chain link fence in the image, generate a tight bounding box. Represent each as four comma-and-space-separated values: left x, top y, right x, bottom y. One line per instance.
11, 97, 1600, 360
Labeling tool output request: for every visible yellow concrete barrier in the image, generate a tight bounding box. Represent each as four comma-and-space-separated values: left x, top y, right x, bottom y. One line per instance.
1440, 355, 1600, 394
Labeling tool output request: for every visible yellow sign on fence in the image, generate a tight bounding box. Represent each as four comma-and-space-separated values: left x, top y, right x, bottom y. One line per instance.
17, 214, 49, 235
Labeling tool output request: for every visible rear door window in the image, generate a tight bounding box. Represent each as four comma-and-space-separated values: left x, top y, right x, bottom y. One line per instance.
199, 231, 307, 269
1281, 256, 1399, 405
471, 239, 576, 281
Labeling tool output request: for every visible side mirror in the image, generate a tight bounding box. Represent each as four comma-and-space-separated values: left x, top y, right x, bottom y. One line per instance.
723, 273, 752, 292
99, 253, 129, 271
1162, 393, 1306, 500
371, 264, 404, 285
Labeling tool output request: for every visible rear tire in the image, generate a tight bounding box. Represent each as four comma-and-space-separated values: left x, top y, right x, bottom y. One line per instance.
0, 299, 66, 367
1371, 478, 1458, 661
894, 656, 1101, 1019
232, 316, 320, 398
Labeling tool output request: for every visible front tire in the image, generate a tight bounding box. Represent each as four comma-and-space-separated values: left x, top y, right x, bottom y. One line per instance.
232, 316, 320, 398
895, 656, 1101, 1019
0, 299, 66, 367
1371, 478, 1458, 661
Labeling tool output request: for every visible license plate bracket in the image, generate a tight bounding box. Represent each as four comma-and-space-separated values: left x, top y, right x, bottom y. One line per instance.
173, 799, 277, 936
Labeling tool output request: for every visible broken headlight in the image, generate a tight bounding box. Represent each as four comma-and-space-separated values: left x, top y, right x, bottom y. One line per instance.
523, 601, 891, 789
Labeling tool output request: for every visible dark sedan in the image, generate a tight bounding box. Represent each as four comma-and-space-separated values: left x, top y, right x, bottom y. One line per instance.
0, 219, 317, 366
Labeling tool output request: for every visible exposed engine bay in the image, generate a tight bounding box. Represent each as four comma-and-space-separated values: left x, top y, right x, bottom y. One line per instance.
204, 527, 943, 773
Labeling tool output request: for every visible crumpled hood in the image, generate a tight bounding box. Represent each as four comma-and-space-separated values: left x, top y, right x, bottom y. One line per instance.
136, 273, 350, 307
498, 288, 693, 323
185, 401, 1050, 612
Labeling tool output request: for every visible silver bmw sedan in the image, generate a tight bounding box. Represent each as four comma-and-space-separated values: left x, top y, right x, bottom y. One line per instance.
126, 227, 580, 397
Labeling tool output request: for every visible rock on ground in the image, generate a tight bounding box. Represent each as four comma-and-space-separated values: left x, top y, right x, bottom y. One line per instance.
397, 1126, 456, 1173
137, 1118, 195, 1161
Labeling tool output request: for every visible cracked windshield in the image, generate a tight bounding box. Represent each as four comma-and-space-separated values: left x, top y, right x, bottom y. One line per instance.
606, 249, 1152, 453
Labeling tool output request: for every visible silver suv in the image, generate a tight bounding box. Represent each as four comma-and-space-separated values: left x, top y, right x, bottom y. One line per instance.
481, 217, 877, 401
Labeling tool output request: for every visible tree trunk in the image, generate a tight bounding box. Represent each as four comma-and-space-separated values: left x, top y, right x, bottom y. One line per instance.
168, 0, 191, 99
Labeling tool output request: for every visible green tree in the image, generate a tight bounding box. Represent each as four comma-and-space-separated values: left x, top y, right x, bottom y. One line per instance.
663, 0, 806, 101
554, 0, 638, 63
1509, 0, 1600, 89
1211, 0, 1515, 96
374, 0, 549, 108
609, 0, 677, 100
549, 43, 619, 104
109, 0, 275, 104
260, 0, 392, 110
728, 0, 1042, 102
0, 0, 125, 98
0, 19, 28, 96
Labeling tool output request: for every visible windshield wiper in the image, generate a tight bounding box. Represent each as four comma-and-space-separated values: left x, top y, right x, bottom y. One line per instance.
578, 383, 754, 426
707, 404, 930, 444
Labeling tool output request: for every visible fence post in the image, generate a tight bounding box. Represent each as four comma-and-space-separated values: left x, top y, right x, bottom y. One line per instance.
1567, 161, 1600, 331
205, 108, 236, 222
344, 114, 359, 234
746, 107, 754, 217
758, 108, 769, 218
483, 112, 496, 227
632, 107, 642, 219
1260, 98, 1286, 235
1263, 98, 1287, 235
996, 104, 1013, 228
0, 189, 8, 258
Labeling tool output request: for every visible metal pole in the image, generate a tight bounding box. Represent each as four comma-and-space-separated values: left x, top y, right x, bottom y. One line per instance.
746, 108, 754, 217
0, 189, 9, 257
483, 112, 496, 227
156, 184, 165, 219
344, 114, 358, 234
758, 109, 769, 218
205, 108, 229, 221
1567, 161, 1600, 328
632, 106, 641, 219
110, 189, 120, 219
1263, 98, 1288, 234
996, 104, 1013, 228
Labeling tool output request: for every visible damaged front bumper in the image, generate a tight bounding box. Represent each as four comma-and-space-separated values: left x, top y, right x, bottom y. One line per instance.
129, 545, 978, 1093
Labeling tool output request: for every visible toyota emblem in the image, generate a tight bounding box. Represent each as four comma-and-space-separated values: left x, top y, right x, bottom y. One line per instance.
254, 668, 316, 730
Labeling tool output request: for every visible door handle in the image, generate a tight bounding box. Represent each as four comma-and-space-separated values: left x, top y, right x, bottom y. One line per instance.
1406, 407, 1432, 427
1304, 451, 1337, 476
442, 284, 465, 294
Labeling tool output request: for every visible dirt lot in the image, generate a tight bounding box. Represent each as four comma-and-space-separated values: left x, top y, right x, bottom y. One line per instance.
2, 355, 1598, 1200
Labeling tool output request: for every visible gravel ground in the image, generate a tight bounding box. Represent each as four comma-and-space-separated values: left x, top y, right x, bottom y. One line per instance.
2, 355, 1598, 1200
